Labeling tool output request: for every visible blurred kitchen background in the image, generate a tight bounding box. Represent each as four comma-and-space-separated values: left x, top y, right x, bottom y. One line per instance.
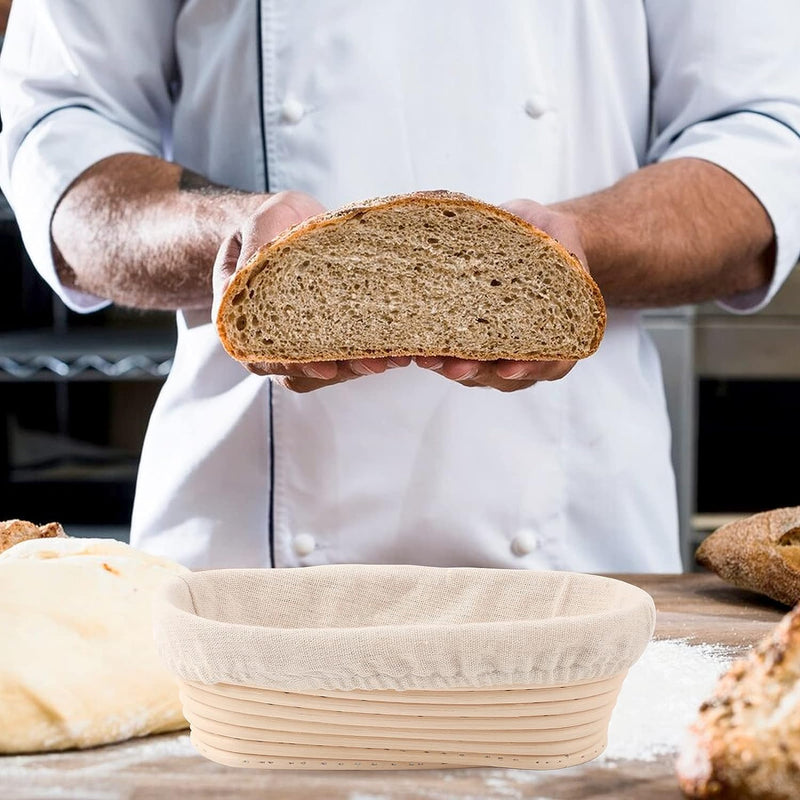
0, 4, 797, 569
0, 1, 176, 543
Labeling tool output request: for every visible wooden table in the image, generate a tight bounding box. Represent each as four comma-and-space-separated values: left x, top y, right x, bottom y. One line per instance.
0, 572, 788, 800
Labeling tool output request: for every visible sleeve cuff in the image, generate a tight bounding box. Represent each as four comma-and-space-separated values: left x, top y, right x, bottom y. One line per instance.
8, 106, 160, 313
656, 111, 800, 314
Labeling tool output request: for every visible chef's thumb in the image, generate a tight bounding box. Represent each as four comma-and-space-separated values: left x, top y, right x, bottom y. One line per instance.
239, 191, 328, 265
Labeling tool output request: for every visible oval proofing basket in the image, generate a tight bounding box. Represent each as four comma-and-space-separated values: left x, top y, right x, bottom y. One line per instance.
153, 565, 655, 770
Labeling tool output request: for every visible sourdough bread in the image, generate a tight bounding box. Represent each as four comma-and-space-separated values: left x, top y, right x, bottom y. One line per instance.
695, 507, 800, 607
676, 602, 800, 799
217, 191, 606, 364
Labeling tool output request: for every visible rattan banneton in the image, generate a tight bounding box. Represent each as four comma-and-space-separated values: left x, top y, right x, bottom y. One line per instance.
153, 564, 655, 770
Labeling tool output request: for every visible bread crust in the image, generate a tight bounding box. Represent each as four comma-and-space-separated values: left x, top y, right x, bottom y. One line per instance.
695, 507, 800, 607
216, 190, 607, 364
677, 602, 800, 799
0, 519, 67, 555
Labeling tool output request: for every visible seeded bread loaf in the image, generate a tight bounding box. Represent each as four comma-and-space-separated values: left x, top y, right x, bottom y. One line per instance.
0, 518, 66, 554
676, 602, 800, 799
695, 507, 800, 607
217, 190, 606, 364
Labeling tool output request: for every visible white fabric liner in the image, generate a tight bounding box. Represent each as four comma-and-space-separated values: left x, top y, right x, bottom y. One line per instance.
153, 565, 655, 692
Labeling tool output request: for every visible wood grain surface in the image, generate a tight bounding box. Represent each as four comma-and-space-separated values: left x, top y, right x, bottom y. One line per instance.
0, 572, 788, 800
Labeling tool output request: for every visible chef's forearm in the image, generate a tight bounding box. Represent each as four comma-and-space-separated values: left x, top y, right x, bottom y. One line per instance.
553, 157, 776, 308
51, 153, 270, 310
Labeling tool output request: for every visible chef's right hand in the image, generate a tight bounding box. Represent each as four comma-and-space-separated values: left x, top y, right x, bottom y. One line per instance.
212, 191, 411, 393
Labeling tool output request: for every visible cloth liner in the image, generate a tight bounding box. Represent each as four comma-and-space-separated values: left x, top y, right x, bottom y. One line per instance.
153, 564, 655, 692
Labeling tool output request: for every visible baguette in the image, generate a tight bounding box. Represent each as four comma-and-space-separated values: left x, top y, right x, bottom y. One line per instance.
0, 518, 66, 555
695, 506, 800, 607
676, 602, 800, 799
216, 190, 606, 364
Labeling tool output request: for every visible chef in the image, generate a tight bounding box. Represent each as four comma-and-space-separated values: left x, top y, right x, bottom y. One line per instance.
0, 2, 798, 572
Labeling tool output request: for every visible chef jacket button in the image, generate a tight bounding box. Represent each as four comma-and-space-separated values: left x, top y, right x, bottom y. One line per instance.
524, 94, 552, 119
281, 96, 306, 124
511, 531, 540, 557
292, 533, 316, 557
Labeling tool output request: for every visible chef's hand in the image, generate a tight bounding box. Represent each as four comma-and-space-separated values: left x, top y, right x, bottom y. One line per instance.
416, 199, 587, 392
212, 191, 412, 393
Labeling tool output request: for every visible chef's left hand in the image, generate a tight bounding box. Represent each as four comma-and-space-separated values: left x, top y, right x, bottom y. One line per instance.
416, 199, 588, 392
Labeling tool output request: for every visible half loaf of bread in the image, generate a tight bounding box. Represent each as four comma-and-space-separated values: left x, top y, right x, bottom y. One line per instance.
217, 191, 606, 364
695, 506, 800, 607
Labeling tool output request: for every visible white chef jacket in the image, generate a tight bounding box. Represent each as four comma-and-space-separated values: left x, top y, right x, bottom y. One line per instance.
1, 2, 799, 572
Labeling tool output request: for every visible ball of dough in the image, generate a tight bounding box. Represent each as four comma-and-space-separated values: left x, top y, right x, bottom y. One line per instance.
0, 537, 190, 753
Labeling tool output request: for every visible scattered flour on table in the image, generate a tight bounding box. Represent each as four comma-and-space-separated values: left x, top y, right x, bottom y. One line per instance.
348, 795, 390, 800
599, 637, 735, 762
0, 731, 195, 781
